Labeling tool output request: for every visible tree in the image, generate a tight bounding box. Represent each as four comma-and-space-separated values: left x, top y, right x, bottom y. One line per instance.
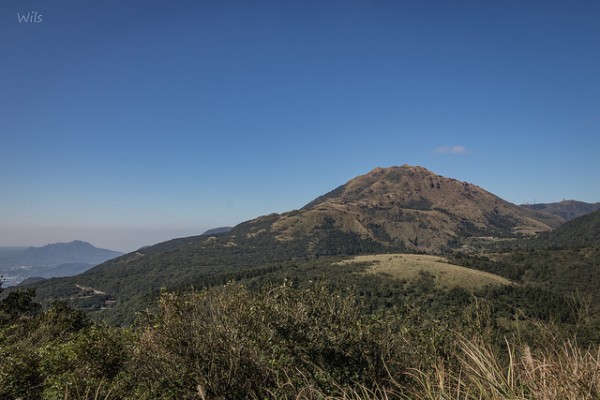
0, 288, 40, 323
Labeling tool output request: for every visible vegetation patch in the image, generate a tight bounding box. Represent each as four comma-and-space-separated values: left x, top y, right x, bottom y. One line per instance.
2, 274, 599, 399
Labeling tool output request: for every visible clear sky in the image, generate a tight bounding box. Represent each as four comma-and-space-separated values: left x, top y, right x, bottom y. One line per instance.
1, 0, 599, 252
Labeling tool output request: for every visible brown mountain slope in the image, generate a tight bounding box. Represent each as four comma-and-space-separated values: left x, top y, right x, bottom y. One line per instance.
238, 165, 561, 253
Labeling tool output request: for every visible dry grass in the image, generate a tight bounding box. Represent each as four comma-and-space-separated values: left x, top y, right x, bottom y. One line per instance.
406, 336, 600, 400
336, 254, 512, 290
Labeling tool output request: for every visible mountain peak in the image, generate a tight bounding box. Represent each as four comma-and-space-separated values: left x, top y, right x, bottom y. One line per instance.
307, 164, 480, 209
366, 164, 429, 175
51, 240, 92, 247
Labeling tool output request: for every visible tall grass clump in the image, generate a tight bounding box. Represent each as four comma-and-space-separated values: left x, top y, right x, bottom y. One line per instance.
407, 333, 600, 400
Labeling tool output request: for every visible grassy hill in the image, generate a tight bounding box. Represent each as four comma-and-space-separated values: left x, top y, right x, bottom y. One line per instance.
337, 254, 512, 289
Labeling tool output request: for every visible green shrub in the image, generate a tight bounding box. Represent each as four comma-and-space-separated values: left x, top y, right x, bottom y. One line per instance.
39, 325, 132, 399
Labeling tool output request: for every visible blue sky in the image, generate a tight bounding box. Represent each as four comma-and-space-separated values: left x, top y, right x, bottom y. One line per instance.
1, 1, 599, 251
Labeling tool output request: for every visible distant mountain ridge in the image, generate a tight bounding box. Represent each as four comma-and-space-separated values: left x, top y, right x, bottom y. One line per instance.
521, 200, 600, 221
0, 241, 122, 286
0, 240, 122, 266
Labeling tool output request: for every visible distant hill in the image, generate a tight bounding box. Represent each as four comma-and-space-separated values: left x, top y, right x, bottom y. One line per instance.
521, 200, 600, 221
202, 227, 233, 235
533, 210, 600, 249
0, 241, 122, 286
527, 212, 600, 307
25, 165, 567, 323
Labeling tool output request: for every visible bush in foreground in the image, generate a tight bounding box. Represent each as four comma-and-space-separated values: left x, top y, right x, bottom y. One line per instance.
2, 281, 599, 399
129, 281, 408, 399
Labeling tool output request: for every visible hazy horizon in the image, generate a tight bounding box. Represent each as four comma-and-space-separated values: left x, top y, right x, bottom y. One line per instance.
0, 226, 215, 253
2, 1, 599, 253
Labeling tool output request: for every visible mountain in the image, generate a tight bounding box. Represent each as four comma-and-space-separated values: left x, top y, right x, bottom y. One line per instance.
25, 165, 564, 323
521, 200, 600, 221
0, 241, 122, 286
0, 240, 122, 267
237, 165, 561, 253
